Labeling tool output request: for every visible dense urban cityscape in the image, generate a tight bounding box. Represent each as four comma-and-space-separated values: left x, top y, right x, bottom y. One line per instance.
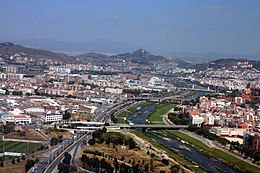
1, 1, 260, 173
0, 41, 259, 173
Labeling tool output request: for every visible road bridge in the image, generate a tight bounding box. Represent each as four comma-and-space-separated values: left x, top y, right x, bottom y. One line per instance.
111, 124, 189, 130
60, 123, 188, 131
127, 96, 194, 102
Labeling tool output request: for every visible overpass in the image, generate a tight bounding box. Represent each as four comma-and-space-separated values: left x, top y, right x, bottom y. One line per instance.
60, 123, 189, 131
127, 96, 194, 102
178, 86, 215, 92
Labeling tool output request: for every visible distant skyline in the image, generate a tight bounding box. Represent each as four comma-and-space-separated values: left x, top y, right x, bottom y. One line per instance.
1, 0, 260, 56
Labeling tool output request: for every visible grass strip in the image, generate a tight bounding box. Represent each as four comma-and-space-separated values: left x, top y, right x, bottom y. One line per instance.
167, 130, 260, 173
0, 141, 42, 154
148, 104, 176, 124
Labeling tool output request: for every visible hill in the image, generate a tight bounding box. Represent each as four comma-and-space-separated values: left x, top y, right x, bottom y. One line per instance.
75, 49, 190, 67
191, 58, 260, 71
0, 42, 72, 62
75, 53, 111, 65
111, 49, 167, 65
0, 42, 191, 68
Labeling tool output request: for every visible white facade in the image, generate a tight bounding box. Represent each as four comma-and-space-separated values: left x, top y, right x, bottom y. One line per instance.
41, 114, 63, 123
25, 108, 45, 113
105, 87, 123, 94
190, 115, 204, 125
208, 115, 215, 125
211, 127, 246, 136
2, 115, 31, 124
49, 66, 71, 74
0, 73, 24, 80
0, 89, 6, 94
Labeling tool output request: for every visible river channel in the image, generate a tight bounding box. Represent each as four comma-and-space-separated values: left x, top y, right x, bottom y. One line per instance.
127, 102, 238, 173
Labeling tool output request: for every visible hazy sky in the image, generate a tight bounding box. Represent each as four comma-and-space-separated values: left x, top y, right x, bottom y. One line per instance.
1, 0, 260, 54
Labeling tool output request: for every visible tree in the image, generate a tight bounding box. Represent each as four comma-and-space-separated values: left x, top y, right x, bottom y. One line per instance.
58, 162, 70, 173
25, 92, 32, 96
63, 152, 72, 165
50, 137, 59, 146
0, 158, 4, 167
12, 91, 23, 96
63, 110, 72, 121
5, 89, 9, 95
102, 127, 107, 134
25, 159, 35, 172
144, 164, 149, 172
253, 151, 260, 163
19, 131, 26, 137
58, 135, 63, 143
161, 159, 169, 165
128, 138, 137, 149
88, 138, 95, 146
113, 158, 119, 173
171, 164, 181, 173
92, 130, 102, 139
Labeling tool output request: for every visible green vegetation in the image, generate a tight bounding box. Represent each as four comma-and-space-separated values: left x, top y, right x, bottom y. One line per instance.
168, 112, 189, 125
183, 91, 196, 98
204, 91, 217, 97
187, 125, 229, 145
12, 91, 23, 96
167, 130, 260, 173
194, 85, 207, 90
63, 110, 72, 120
132, 130, 207, 173
114, 102, 152, 123
58, 152, 76, 173
50, 136, 63, 146
115, 111, 129, 123
90, 130, 138, 150
0, 122, 15, 134
25, 159, 36, 172
148, 104, 176, 124
0, 141, 42, 154
81, 154, 115, 173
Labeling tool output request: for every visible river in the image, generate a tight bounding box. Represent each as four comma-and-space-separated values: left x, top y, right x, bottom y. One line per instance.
127, 103, 238, 173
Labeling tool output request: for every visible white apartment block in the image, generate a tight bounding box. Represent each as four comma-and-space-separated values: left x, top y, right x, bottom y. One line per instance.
41, 114, 63, 123
2, 115, 31, 124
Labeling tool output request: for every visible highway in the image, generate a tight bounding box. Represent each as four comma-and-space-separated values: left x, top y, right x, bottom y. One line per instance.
93, 100, 134, 123
43, 132, 90, 173
31, 139, 73, 173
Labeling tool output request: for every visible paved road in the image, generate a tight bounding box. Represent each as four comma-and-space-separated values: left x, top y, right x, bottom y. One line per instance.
35, 129, 51, 143
93, 101, 134, 123
30, 139, 73, 173
43, 132, 89, 173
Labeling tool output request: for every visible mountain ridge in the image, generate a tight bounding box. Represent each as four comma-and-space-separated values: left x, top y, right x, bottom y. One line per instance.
0, 42, 259, 70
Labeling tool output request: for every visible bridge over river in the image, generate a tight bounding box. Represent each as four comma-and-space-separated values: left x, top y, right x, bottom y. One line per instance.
60, 122, 188, 131
110, 123, 189, 130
